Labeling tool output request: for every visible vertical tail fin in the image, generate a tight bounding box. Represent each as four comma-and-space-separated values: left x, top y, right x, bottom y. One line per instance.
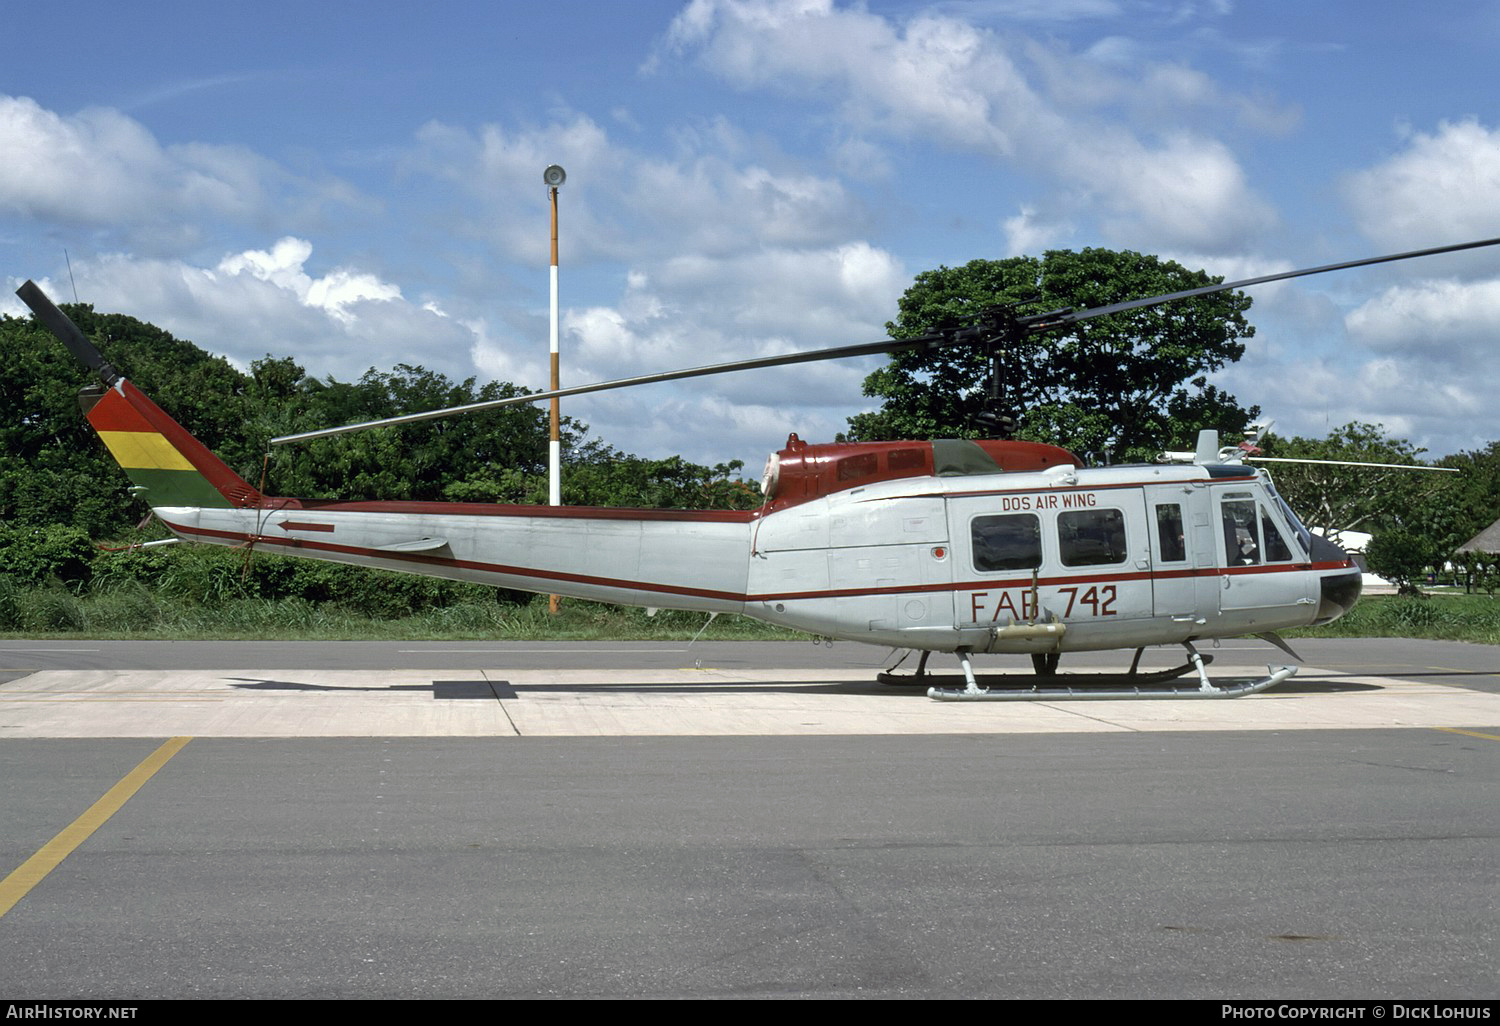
83, 380, 264, 509
17, 279, 263, 511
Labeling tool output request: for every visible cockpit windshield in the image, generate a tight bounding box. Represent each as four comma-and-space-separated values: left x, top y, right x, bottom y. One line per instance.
1265, 481, 1313, 557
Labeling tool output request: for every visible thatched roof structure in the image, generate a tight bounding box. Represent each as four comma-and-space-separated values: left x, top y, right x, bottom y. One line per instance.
1456, 518, 1500, 555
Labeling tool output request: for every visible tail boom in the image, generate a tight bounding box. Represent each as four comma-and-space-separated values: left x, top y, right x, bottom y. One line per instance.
163, 503, 753, 614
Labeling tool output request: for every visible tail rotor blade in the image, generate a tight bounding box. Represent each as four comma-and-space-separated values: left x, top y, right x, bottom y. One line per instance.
15, 280, 121, 386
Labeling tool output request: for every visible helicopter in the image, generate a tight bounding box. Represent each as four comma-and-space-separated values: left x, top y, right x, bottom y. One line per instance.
16, 236, 1499, 701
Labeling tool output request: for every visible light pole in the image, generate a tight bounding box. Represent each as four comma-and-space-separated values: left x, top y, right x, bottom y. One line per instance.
544, 164, 565, 614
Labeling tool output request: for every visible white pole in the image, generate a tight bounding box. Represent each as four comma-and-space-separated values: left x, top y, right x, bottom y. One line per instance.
548, 183, 561, 507
544, 166, 565, 615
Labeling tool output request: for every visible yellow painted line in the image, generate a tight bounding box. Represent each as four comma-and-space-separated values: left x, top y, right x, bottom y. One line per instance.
0, 736, 191, 919
95, 429, 195, 471
1434, 727, 1500, 742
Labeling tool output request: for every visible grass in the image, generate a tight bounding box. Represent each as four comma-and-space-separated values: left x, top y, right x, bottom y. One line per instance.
1288, 592, 1499, 645
0, 585, 811, 642
2, 579, 1494, 644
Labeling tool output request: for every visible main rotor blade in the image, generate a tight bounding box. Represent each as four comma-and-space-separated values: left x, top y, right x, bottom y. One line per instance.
1039, 236, 1500, 329
270, 332, 948, 445
271, 234, 1500, 446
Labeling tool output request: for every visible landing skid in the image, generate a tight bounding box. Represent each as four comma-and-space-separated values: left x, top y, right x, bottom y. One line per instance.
879, 646, 1199, 688
883, 643, 1298, 701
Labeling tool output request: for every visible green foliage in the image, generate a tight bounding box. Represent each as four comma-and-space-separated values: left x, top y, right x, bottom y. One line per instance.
1429, 441, 1500, 555
3, 291, 767, 636
1451, 552, 1499, 597
560, 449, 761, 510
247, 364, 567, 502
1261, 428, 1500, 589
0, 571, 810, 641
3, 304, 761, 541
1363, 528, 1440, 597
9, 583, 86, 631
0, 523, 96, 586
1259, 423, 1436, 540
84, 541, 501, 617
0, 304, 260, 535
847, 249, 1259, 461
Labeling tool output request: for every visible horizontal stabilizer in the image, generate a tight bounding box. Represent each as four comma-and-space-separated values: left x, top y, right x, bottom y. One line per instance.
375, 537, 451, 553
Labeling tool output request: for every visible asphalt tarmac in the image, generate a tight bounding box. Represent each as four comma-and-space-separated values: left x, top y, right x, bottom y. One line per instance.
0, 638, 1495, 999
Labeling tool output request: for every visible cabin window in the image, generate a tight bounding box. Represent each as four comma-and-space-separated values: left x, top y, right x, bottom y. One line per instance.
1260, 510, 1295, 562
1059, 509, 1128, 567
1155, 503, 1186, 563
836, 452, 879, 482
971, 514, 1042, 572
888, 448, 926, 471
1268, 484, 1312, 557
1222, 498, 1260, 565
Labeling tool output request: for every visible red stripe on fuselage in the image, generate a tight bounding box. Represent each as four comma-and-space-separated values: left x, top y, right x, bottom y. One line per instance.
159, 517, 1350, 606
286, 498, 762, 522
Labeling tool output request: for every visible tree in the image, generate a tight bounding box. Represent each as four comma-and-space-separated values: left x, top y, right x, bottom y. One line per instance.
846, 249, 1259, 462
1364, 528, 1438, 597
1258, 427, 1500, 558
0, 306, 257, 537
1426, 441, 1500, 555
1257, 423, 1437, 543
3, 307, 762, 541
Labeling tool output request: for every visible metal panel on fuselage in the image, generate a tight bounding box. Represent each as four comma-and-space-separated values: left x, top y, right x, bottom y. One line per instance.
167, 505, 753, 613
1142, 480, 1219, 642
1211, 485, 1318, 631
947, 480, 1153, 653
748, 490, 953, 639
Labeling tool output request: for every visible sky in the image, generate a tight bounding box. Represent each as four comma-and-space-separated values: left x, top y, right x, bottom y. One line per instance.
4, 0, 1499, 473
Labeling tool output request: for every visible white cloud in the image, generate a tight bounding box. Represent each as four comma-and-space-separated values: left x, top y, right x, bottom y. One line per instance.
1344, 277, 1500, 361
1002, 205, 1074, 255
661, 0, 1029, 154
400, 104, 897, 461
935, 0, 1123, 22
61, 242, 481, 382
657, 0, 1277, 253
541, 238, 907, 463
405, 111, 864, 265
3, 86, 899, 466
1213, 272, 1500, 457
1345, 119, 1500, 251
1079, 132, 1275, 252
218, 238, 403, 325
0, 94, 355, 252
1243, 352, 1491, 455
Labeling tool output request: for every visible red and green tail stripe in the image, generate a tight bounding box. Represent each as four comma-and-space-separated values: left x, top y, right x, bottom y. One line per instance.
86, 381, 262, 509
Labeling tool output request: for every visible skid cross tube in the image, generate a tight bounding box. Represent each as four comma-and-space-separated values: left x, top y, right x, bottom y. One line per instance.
927, 643, 1298, 701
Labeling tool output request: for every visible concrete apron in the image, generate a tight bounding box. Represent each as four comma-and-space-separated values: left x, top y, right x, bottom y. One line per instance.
3, 663, 1498, 737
